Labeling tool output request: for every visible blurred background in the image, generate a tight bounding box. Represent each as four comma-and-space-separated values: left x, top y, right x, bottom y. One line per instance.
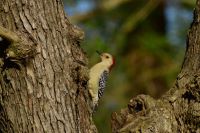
63, 0, 195, 132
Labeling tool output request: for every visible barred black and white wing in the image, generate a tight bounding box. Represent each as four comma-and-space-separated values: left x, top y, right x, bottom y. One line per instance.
98, 70, 109, 99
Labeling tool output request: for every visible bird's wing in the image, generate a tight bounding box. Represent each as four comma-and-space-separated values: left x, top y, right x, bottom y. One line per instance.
98, 70, 109, 99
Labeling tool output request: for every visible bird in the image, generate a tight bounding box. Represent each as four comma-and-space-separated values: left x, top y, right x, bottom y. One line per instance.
88, 51, 115, 110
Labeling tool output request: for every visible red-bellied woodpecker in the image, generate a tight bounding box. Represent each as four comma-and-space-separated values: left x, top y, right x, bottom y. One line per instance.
88, 51, 115, 110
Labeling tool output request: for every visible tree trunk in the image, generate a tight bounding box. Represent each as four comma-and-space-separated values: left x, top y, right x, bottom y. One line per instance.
111, 0, 200, 132
0, 0, 96, 132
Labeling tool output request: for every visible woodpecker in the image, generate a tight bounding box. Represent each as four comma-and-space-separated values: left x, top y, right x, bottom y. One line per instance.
88, 51, 115, 110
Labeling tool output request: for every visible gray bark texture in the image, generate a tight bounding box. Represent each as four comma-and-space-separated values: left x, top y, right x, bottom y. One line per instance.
111, 0, 200, 132
0, 0, 96, 133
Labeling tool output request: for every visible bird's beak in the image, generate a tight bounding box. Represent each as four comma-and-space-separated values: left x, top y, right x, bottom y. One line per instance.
96, 50, 102, 56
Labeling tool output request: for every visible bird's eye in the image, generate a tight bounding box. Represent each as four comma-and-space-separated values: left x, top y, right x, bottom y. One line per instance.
106, 56, 109, 58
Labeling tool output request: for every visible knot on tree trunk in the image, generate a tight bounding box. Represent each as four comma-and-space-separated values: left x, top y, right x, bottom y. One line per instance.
68, 24, 85, 44
128, 95, 156, 115
111, 94, 176, 132
0, 26, 37, 70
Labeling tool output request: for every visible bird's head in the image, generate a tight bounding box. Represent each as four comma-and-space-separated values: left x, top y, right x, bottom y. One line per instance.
96, 51, 115, 70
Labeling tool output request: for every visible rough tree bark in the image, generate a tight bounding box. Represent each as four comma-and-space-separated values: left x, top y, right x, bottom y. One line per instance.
111, 0, 200, 132
0, 0, 96, 133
